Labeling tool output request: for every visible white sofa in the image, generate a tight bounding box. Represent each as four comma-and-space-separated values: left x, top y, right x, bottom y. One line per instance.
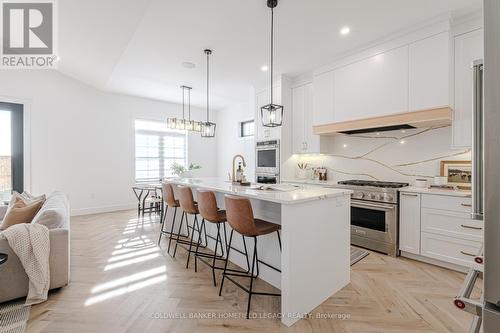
0, 192, 70, 303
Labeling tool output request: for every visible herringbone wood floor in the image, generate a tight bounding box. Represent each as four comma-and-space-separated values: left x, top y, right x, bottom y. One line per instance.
26, 210, 479, 333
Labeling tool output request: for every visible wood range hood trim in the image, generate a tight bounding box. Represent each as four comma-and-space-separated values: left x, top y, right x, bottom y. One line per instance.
312, 107, 453, 136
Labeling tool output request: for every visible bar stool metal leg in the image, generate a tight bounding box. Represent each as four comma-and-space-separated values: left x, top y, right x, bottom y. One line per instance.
246, 236, 257, 318
166, 207, 178, 253
186, 214, 200, 269
219, 229, 234, 296
172, 212, 185, 258
157, 205, 168, 245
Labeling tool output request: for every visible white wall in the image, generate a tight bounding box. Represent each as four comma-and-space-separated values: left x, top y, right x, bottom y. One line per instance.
0, 70, 217, 215
215, 96, 255, 181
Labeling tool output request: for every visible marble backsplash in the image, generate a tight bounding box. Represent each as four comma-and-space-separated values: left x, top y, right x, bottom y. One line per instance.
282, 125, 471, 185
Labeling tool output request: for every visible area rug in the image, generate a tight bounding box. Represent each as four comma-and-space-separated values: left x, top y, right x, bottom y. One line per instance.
350, 247, 369, 266
0, 300, 30, 333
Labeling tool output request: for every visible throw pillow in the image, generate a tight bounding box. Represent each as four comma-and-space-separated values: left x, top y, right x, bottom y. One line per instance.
0, 197, 45, 230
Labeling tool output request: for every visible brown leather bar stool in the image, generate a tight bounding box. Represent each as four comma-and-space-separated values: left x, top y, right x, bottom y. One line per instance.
157, 182, 186, 254
193, 190, 228, 286
194, 190, 251, 286
173, 186, 207, 268
219, 195, 282, 319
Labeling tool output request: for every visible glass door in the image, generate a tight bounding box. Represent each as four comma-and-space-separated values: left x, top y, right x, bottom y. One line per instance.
0, 110, 12, 202
0, 102, 23, 202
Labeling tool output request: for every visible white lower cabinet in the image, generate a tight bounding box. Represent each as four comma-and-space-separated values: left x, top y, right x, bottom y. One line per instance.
399, 192, 483, 269
399, 192, 421, 255
421, 232, 482, 267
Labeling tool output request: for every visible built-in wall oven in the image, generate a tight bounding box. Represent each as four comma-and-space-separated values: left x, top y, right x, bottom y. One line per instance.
256, 140, 279, 184
337, 180, 409, 257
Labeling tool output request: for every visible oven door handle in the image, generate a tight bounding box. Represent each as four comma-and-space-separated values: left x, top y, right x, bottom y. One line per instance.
351, 200, 397, 211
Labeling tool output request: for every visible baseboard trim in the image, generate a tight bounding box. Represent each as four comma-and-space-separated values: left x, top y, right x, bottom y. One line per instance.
400, 251, 469, 273
71, 203, 136, 216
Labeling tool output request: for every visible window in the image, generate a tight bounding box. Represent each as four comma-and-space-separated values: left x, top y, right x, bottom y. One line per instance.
134, 119, 187, 182
240, 120, 254, 137
0, 102, 23, 202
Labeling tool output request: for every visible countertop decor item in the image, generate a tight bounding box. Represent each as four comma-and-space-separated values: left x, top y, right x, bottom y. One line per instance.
415, 178, 427, 188
296, 163, 309, 180
440, 160, 472, 188
433, 176, 448, 186
260, 0, 284, 128
201, 49, 216, 137
171, 162, 202, 177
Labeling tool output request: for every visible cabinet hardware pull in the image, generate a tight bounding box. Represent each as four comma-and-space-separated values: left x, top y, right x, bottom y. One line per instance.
402, 193, 418, 197
460, 250, 476, 257
460, 224, 483, 230
461, 203, 472, 207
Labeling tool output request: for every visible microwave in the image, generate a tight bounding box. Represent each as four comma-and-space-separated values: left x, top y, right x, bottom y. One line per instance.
255, 140, 280, 176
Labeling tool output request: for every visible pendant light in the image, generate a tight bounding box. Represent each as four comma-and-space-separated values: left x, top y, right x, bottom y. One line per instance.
201, 49, 216, 137
260, 0, 283, 127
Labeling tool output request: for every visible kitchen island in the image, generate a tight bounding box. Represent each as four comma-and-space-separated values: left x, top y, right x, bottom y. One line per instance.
165, 178, 351, 326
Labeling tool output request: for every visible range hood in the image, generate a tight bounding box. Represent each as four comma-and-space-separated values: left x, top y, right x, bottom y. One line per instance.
313, 107, 452, 135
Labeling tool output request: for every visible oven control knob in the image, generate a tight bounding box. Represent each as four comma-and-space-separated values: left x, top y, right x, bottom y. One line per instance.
369, 193, 376, 199
353, 192, 364, 199
386, 195, 393, 202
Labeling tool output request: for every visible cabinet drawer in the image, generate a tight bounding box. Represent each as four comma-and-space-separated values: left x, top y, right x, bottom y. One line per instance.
421, 194, 472, 213
421, 232, 482, 267
421, 208, 483, 242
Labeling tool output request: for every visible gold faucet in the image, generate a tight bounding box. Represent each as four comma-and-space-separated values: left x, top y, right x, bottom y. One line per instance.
232, 154, 247, 182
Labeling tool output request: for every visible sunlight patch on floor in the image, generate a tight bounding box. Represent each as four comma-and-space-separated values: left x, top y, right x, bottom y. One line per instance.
85, 274, 166, 306
91, 266, 167, 294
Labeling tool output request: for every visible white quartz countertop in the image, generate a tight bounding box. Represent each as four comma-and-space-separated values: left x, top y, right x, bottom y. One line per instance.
282, 179, 339, 187
166, 178, 352, 205
399, 186, 472, 197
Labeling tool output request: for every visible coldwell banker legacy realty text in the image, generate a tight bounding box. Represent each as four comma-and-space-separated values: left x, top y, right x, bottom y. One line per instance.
1, 0, 57, 68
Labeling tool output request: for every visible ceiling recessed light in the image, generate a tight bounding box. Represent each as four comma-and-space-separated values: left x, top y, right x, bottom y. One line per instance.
340, 26, 350, 36
261, 65, 269, 72
400, 140, 406, 144
343, 144, 348, 148
181, 62, 196, 69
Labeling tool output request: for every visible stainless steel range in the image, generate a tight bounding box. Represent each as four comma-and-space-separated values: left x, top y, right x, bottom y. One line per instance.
336, 180, 409, 256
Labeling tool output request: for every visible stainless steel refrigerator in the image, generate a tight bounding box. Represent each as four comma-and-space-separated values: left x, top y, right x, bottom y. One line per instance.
482, 0, 500, 331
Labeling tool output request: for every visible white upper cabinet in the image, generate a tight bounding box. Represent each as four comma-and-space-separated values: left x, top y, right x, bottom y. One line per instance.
409, 32, 451, 111
312, 71, 335, 126
334, 46, 409, 122
292, 83, 320, 154
292, 85, 305, 153
453, 29, 484, 148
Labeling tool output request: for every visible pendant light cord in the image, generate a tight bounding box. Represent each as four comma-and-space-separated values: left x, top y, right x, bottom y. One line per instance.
188, 87, 191, 121
206, 51, 210, 122
182, 86, 185, 120
270, 6, 274, 105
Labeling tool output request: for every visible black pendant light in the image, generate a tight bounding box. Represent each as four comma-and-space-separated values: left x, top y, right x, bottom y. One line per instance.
201, 49, 216, 137
261, 0, 283, 128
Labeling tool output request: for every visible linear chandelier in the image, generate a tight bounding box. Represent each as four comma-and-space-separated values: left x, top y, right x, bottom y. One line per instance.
167, 85, 201, 132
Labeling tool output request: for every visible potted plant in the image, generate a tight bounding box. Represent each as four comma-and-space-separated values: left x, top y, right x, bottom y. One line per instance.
171, 162, 202, 178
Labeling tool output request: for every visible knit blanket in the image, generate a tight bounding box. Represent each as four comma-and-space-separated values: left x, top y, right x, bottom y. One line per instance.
1, 224, 50, 305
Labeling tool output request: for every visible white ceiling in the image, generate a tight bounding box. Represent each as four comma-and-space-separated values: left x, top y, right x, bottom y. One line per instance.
57, 0, 481, 110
